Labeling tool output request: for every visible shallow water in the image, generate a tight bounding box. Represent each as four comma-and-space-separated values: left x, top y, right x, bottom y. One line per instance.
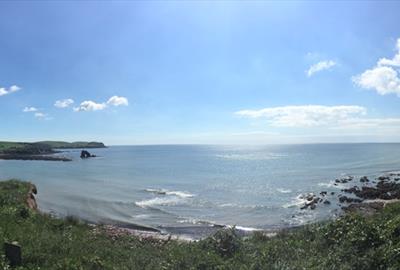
1, 143, 400, 238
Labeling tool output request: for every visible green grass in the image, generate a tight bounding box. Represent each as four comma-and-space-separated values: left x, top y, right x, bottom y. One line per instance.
1, 180, 400, 269
36, 141, 106, 149
0, 142, 27, 152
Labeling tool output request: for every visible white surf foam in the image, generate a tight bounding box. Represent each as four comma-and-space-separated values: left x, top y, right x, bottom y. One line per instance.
283, 193, 314, 208
318, 182, 346, 189
216, 153, 286, 161
137, 188, 195, 208
135, 196, 184, 208
277, 188, 292, 193
233, 225, 261, 232
145, 188, 194, 198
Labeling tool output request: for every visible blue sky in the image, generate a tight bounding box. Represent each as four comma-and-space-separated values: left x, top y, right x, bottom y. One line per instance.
1, 1, 400, 145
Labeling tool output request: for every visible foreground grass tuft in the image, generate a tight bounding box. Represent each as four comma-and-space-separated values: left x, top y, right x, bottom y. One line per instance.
1, 179, 400, 269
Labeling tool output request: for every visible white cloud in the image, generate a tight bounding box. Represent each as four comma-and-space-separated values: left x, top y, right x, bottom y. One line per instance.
34, 112, 52, 120
0, 85, 21, 96
107, 96, 129, 106
236, 105, 366, 127
23, 107, 38, 112
54, 98, 74, 108
377, 39, 400, 67
34, 112, 46, 118
353, 66, 400, 95
73, 96, 129, 112
236, 105, 400, 132
353, 38, 400, 96
22, 105, 51, 120
306, 60, 336, 77
333, 117, 400, 129
73, 101, 107, 112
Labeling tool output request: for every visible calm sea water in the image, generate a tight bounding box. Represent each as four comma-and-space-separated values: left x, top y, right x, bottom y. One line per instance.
1, 144, 400, 238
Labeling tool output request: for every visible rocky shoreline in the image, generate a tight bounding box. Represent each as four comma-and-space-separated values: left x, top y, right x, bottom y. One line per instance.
299, 171, 400, 216
23, 171, 400, 243
0, 154, 72, 161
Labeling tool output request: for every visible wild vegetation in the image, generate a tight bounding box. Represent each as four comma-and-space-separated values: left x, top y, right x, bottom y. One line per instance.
36, 141, 106, 149
1, 179, 400, 269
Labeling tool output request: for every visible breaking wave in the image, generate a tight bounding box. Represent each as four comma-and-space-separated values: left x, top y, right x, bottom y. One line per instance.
144, 188, 194, 198
136, 188, 195, 208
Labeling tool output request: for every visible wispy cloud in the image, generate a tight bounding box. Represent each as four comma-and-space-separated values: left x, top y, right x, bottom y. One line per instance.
236, 105, 400, 131
0, 85, 21, 96
54, 98, 74, 108
23, 106, 51, 120
23, 107, 38, 112
34, 112, 46, 118
33, 112, 52, 120
236, 105, 366, 127
306, 60, 336, 77
73, 96, 129, 112
353, 38, 400, 96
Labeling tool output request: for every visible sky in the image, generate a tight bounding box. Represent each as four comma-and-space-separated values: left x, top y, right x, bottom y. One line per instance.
1, 1, 400, 145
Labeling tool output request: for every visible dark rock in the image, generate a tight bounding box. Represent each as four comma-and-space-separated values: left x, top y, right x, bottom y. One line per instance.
339, 196, 363, 204
323, 200, 331, 205
342, 202, 384, 216
320, 191, 327, 196
330, 192, 335, 195
310, 204, 316, 210
343, 186, 359, 193
305, 194, 315, 201
357, 182, 400, 200
360, 176, 369, 183
80, 150, 96, 159
335, 176, 354, 184
4, 242, 22, 266
378, 176, 390, 181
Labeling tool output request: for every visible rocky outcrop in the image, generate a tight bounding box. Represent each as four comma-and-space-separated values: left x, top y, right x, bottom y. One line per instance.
80, 150, 96, 159
342, 201, 385, 216
26, 184, 37, 210
300, 172, 400, 214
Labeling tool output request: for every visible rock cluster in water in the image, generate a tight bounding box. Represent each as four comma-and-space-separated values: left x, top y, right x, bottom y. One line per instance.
299, 172, 400, 214
80, 150, 96, 159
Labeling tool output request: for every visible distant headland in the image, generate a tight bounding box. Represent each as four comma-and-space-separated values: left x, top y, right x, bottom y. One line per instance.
0, 141, 106, 161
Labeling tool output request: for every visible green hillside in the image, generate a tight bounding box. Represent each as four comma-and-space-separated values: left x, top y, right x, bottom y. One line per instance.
0, 141, 105, 155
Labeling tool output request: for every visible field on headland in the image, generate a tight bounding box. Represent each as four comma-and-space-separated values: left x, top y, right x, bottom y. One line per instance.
1, 180, 400, 269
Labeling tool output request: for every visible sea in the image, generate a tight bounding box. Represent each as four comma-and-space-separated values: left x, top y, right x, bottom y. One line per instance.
1, 143, 400, 239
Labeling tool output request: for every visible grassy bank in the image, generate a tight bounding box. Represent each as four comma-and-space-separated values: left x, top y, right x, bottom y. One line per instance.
1, 180, 400, 269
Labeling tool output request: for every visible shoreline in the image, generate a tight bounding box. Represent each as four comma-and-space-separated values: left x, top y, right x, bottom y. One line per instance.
0, 153, 72, 162
0, 140, 106, 162
30, 170, 400, 241
3, 179, 400, 268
